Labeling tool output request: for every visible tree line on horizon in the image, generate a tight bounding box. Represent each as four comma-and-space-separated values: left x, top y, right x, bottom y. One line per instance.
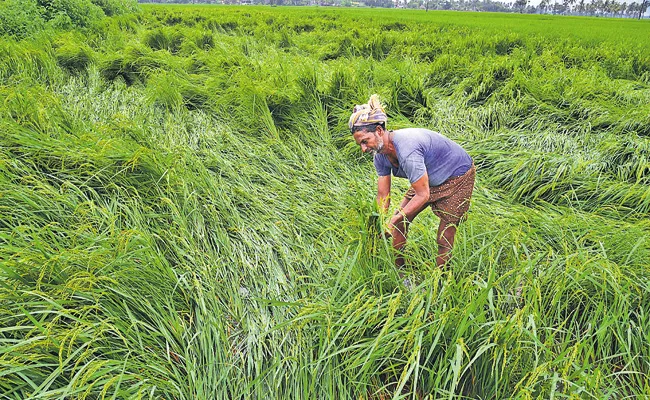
138, 0, 649, 19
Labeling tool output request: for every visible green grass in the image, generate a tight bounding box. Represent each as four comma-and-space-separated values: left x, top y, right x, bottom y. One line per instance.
1, 5, 649, 399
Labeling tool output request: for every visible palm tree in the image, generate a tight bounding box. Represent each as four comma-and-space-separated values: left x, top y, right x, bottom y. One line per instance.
639, 0, 649, 18
587, 0, 598, 14
601, 0, 611, 16
564, 0, 576, 13
514, 0, 527, 12
614, 0, 625, 16
539, 0, 549, 13
595, 0, 605, 14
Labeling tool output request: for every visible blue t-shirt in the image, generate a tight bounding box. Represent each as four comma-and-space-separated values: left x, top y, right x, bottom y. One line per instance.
373, 128, 472, 187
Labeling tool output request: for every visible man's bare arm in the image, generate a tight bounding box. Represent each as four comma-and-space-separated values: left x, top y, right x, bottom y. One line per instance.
377, 175, 392, 213
390, 174, 429, 226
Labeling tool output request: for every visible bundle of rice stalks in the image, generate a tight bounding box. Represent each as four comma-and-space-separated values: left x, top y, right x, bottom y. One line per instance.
191, 31, 214, 51
361, 33, 395, 61
0, 84, 71, 133
422, 53, 472, 91
145, 72, 213, 111
0, 38, 60, 85
598, 135, 650, 184
379, 59, 428, 119
492, 33, 525, 56
143, 27, 185, 54
476, 149, 650, 217
454, 59, 516, 106
53, 33, 95, 74
99, 43, 177, 85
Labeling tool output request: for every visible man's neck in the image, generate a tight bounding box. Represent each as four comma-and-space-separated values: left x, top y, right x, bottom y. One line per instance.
380, 129, 397, 160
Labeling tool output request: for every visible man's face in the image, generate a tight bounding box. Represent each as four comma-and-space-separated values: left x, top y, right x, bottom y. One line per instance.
352, 128, 384, 156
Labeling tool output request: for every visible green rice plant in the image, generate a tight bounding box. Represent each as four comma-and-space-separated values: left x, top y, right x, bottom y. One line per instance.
114, 12, 140, 33
143, 27, 185, 54
145, 72, 212, 111
0, 38, 61, 85
99, 43, 179, 85
189, 30, 214, 51
598, 135, 650, 184
53, 33, 95, 74
145, 71, 184, 110
474, 148, 650, 217
0, 84, 73, 134
388, 62, 427, 119
453, 58, 516, 106
423, 53, 473, 92
493, 33, 525, 56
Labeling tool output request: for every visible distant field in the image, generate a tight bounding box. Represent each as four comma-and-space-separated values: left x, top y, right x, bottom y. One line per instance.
152, 4, 650, 49
1, 4, 650, 399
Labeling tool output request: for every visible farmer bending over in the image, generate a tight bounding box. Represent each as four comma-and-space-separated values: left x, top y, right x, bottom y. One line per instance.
350, 95, 476, 268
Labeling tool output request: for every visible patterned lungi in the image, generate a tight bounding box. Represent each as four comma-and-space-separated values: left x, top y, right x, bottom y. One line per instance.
404, 164, 476, 226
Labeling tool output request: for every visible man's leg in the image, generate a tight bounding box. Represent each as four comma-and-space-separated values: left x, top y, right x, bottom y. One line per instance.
436, 221, 457, 268
431, 165, 476, 268
391, 197, 428, 268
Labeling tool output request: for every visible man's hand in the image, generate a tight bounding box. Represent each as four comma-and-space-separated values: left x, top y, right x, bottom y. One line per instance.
388, 212, 405, 231
390, 175, 430, 227
376, 175, 391, 212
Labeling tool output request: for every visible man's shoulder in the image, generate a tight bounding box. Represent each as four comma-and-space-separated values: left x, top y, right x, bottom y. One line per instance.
393, 128, 441, 144
394, 127, 438, 136
393, 128, 437, 156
